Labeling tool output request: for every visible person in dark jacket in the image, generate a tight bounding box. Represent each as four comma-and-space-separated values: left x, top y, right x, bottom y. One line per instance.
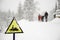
44, 12, 48, 22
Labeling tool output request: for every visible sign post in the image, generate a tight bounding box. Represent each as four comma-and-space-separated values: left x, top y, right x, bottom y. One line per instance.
13, 33, 15, 40
5, 17, 23, 40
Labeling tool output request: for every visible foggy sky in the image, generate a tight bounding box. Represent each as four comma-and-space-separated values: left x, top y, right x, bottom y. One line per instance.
0, 0, 57, 13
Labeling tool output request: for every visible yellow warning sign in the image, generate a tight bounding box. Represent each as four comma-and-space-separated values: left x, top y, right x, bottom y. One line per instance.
5, 17, 23, 34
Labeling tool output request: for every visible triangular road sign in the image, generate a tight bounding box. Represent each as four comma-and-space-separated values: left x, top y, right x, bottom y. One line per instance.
5, 17, 23, 34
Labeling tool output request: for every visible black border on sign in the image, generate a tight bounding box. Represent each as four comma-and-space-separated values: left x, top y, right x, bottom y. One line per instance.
5, 17, 24, 34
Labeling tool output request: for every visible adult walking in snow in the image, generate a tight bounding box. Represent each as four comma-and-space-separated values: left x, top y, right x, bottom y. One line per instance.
44, 12, 48, 22
40, 12, 45, 22
38, 14, 42, 21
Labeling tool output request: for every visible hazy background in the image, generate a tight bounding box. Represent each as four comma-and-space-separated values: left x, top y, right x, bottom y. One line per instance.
0, 0, 58, 29
0, 0, 57, 13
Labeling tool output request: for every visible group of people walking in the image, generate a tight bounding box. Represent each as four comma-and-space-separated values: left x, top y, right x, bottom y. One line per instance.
38, 12, 48, 22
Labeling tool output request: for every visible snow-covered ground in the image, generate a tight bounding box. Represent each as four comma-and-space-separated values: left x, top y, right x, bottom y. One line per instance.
0, 18, 60, 40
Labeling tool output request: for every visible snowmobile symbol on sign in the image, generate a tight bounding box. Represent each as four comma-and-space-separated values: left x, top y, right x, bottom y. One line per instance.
9, 25, 19, 31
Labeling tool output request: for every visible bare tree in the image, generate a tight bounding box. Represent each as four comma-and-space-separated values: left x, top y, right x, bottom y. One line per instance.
16, 3, 24, 20
24, 0, 35, 21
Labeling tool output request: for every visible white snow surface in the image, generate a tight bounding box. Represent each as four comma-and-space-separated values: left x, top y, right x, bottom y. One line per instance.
51, 18, 60, 23
0, 18, 60, 40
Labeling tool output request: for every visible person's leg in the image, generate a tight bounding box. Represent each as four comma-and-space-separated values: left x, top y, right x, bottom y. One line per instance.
46, 19, 47, 22
41, 16, 43, 21
45, 16, 48, 22
42, 17, 43, 22
42, 16, 44, 22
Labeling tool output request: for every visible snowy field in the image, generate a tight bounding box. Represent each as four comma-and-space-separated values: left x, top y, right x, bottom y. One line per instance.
0, 18, 60, 40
